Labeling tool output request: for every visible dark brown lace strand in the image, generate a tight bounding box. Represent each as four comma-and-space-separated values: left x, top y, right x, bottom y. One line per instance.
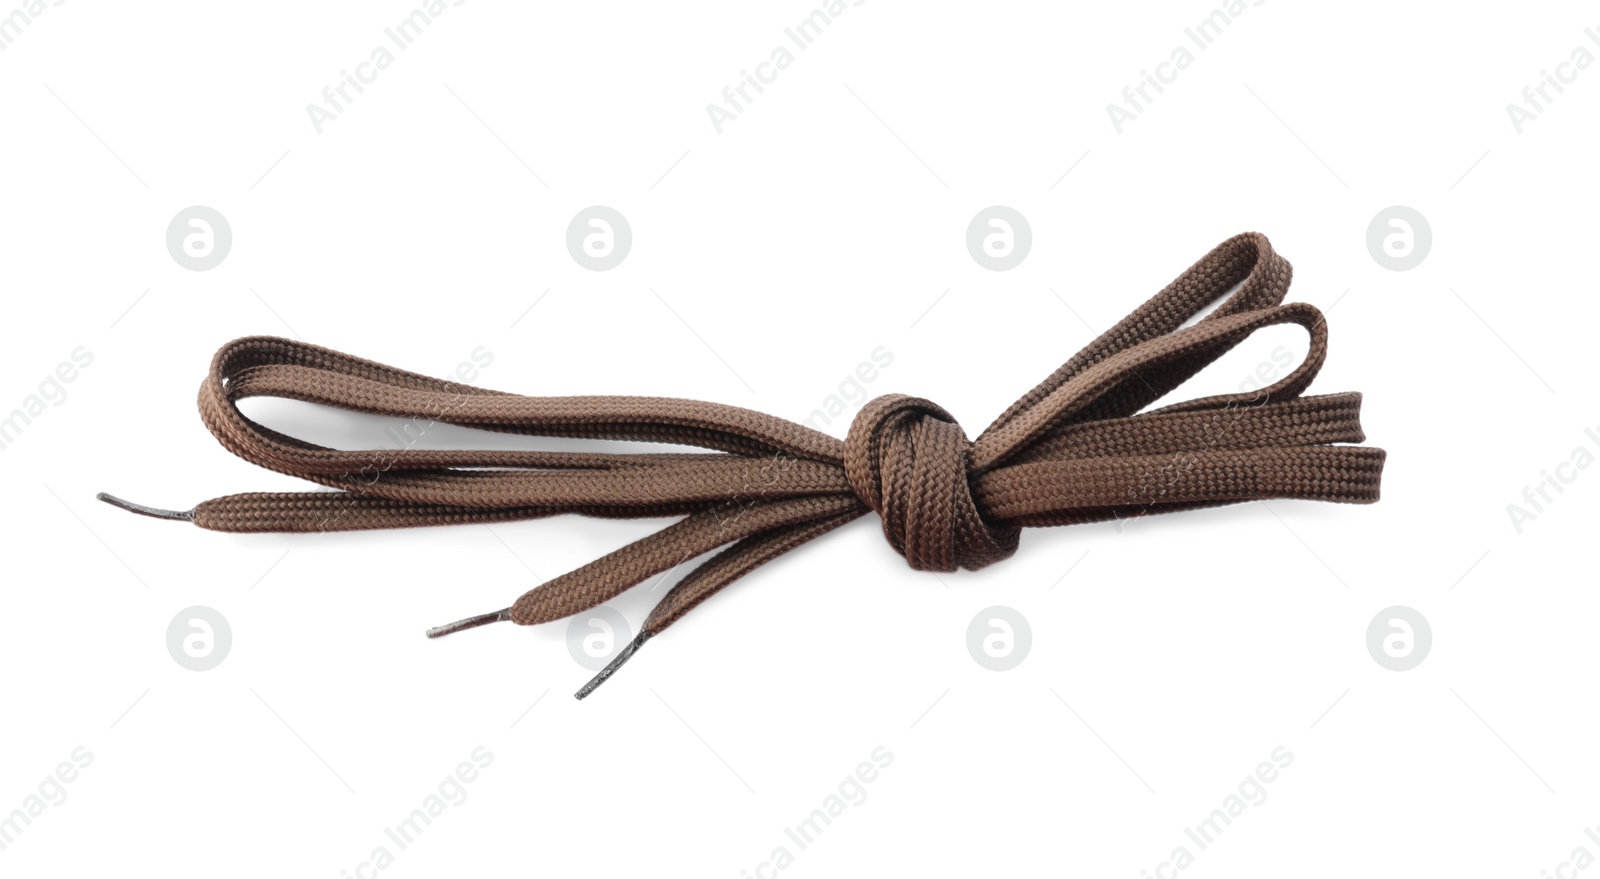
98, 232, 1386, 699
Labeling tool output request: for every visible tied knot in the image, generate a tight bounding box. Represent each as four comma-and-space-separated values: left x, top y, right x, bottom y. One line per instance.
843, 394, 1021, 573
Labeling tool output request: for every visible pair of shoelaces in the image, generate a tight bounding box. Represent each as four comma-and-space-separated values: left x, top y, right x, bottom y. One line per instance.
101, 232, 1385, 697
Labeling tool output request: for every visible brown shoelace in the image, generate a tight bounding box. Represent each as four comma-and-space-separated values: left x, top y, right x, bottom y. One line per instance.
100, 232, 1384, 697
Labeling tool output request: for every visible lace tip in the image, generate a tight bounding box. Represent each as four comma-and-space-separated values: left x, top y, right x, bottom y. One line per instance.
96, 492, 195, 522
574, 632, 650, 700
425, 608, 512, 638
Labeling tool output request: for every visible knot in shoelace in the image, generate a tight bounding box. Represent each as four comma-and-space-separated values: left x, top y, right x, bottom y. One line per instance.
99, 232, 1386, 698
843, 395, 1019, 572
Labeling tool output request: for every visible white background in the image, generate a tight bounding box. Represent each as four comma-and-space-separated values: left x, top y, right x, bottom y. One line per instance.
3, 1, 1598, 876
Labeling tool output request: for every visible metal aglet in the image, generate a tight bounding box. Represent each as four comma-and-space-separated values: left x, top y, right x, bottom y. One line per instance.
574, 631, 651, 700
96, 492, 196, 522
425, 608, 512, 639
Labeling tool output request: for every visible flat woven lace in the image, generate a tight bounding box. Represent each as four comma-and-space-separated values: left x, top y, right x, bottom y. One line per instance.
100, 232, 1385, 697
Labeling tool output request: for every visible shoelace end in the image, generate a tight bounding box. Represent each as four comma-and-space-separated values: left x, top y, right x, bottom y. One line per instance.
96, 492, 195, 522
574, 631, 651, 700
425, 608, 512, 639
